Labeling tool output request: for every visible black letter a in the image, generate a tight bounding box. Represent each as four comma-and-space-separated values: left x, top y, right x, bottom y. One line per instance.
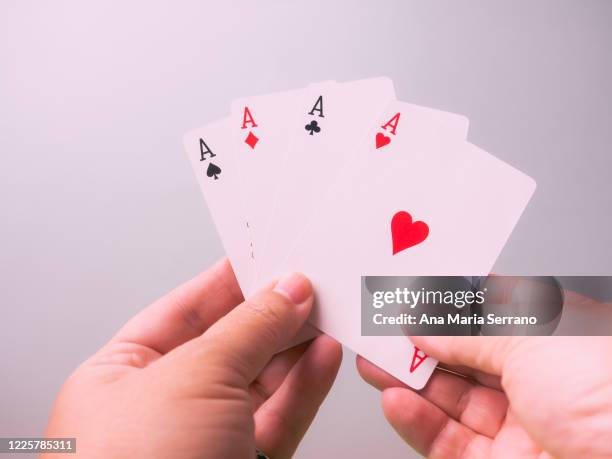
308, 96, 324, 117
199, 139, 216, 161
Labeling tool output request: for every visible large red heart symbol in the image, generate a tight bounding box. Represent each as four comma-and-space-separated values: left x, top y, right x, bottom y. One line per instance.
391, 211, 429, 254
375, 132, 391, 149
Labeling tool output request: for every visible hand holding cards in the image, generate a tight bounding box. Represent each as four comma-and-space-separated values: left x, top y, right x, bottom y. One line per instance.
184, 78, 536, 389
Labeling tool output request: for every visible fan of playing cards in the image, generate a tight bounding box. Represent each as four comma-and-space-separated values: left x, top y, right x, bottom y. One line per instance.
184, 77, 536, 389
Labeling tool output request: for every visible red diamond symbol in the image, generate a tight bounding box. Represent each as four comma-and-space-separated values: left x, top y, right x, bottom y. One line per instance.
244, 131, 259, 149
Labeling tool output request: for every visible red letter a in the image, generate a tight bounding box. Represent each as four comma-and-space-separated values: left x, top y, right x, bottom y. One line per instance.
381, 112, 400, 136
410, 346, 428, 373
241, 106, 258, 129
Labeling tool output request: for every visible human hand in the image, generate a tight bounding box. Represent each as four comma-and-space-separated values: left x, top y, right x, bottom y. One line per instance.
358, 335, 612, 458
44, 258, 342, 459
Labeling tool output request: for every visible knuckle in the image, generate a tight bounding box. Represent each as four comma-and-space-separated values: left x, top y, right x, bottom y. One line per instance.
243, 293, 291, 328
492, 336, 527, 370
168, 287, 206, 335
455, 384, 474, 420
427, 416, 453, 457
249, 378, 271, 404
240, 295, 291, 344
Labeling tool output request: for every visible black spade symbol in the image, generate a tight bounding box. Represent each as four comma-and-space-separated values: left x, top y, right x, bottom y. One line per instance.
206, 162, 221, 180
305, 120, 321, 135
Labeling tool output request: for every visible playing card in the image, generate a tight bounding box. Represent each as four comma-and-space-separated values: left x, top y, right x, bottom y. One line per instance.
229, 82, 338, 295
261, 96, 472, 351
268, 123, 536, 388
252, 77, 397, 289
256, 98, 469, 292
373, 100, 470, 151
183, 117, 254, 291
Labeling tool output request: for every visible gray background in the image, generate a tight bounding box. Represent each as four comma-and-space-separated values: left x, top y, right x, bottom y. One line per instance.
1, 1, 611, 457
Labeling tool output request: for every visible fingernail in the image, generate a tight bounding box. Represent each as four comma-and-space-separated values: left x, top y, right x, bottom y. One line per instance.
273, 272, 312, 304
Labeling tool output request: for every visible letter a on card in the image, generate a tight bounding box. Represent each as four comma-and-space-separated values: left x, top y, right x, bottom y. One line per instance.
381, 112, 400, 135
241, 107, 258, 129
410, 346, 428, 373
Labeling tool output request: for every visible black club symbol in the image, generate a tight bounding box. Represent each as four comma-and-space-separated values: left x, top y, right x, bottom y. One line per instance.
305, 120, 321, 135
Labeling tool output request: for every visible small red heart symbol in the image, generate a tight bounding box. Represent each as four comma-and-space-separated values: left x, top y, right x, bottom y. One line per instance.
375, 132, 391, 149
391, 211, 429, 255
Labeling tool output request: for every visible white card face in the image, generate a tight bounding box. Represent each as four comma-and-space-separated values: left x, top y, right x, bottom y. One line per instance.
280, 99, 473, 350
373, 100, 470, 148
230, 82, 338, 296
183, 117, 254, 292
252, 77, 397, 290
255, 94, 472, 291
272, 131, 536, 388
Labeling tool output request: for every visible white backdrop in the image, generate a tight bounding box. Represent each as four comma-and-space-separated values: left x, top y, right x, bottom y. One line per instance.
1, 1, 611, 457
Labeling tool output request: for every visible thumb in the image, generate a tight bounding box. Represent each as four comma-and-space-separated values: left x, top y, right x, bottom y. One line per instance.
168, 272, 314, 386
410, 335, 525, 376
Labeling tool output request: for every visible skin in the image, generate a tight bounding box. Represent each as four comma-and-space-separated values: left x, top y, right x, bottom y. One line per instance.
358, 305, 612, 459
43, 263, 612, 458
43, 258, 342, 459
